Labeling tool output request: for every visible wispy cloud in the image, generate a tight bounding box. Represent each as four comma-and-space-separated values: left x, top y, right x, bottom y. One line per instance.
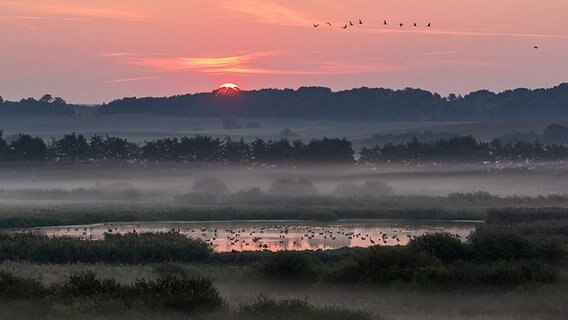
0, 1, 149, 22
124, 51, 284, 74
219, 0, 317, 27
113, 51, 405, 76
105, 76, 162, 84
344, 26, 568, 40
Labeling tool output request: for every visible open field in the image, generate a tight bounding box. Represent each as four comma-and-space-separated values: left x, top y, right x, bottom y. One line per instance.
2, 116, 567, 149
0, 115, 445, 144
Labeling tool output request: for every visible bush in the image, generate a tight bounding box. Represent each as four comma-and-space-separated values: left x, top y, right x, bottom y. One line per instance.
257, 251, 322, 281
240, 295, 376, 320
409, 233, 467, 262
332, 246, 441, 284
132, 276, 226, 312
54, 271, 123, 299
0, 232, 212, 264
52, 271, 225, 313
477, 261, 558, 286
469, 228, 532, 262
0, 271, 46, 300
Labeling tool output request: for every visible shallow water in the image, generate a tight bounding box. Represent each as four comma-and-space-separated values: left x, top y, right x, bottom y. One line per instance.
18, 220, 480, 253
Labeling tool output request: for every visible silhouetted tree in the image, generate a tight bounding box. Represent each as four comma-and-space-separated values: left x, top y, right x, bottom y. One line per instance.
543, 124, 568, 144
9, 134, 47, 161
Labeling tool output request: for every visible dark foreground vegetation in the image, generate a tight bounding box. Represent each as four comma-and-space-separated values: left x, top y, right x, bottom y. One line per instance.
4, 84, 568, 121
0, 271, 378, 319
0, 208, 566, 318
1, 208, 566, 288
3, 129, 568, 163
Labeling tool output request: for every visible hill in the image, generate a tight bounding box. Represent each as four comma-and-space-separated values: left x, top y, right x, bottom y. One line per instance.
2, 84, 568, 121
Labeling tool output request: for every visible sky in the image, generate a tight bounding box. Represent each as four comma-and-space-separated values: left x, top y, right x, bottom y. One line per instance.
1, 0, 567, 104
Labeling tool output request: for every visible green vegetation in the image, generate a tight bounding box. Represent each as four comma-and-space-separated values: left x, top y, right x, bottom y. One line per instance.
0, 233, 211, 264
5, 127, 568, 164
239, 295, 377, 320
0, 203, 489, 229
0, 270, 225, 314
1, 208, 565, 290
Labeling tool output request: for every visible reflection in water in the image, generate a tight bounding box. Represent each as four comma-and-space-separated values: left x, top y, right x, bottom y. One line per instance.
18, 220, 480, 253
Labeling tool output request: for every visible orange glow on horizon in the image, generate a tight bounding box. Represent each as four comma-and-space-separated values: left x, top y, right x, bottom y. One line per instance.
1, 0, 567, 103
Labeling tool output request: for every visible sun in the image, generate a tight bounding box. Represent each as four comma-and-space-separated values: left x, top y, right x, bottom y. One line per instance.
216, 83, 241, 95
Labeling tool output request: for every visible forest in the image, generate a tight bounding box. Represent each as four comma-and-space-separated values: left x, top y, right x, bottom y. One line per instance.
3, 83, 568, 121
2, 129, 568, 163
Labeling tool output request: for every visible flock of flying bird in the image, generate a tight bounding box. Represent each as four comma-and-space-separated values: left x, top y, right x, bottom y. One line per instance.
312, 19, 432, 30
312, 19, 540, 49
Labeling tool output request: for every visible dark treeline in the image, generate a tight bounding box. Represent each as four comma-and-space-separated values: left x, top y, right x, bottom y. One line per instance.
363, 124, 568, 146
0, 131, 354, 163
3, 83, 568, 121
0, 94, 75, 116
360, 136, 568, 162
3, 131, 568, 163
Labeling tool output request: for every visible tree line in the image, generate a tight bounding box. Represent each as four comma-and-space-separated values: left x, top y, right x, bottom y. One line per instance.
0, 131, 354, 163
3, 131, 568, 164
360, 136, 568, 162
3, 83, 568, 121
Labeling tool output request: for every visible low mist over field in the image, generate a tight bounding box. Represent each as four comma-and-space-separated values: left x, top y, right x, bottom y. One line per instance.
1, 162, 568, 205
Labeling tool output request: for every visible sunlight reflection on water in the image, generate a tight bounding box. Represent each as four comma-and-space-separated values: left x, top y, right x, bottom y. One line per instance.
20, 220, 480, 252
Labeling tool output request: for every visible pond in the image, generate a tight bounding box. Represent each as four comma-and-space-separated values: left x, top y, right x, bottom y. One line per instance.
16, 219, 481, 252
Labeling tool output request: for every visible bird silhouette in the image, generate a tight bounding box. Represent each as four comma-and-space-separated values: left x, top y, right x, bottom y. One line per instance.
399, 23, 404, 27
326, 22, 332, 26
413, 22, 417, 27
534, 46, 539, 49
427, 22, 431, 27
349, 21, 354, 26
342, 24, 348, 29
313, 24, 319, 28
384, 20, 388, 25
359, 19, 363, 24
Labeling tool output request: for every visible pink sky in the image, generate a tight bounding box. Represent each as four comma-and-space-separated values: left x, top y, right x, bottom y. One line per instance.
1, 0, 567, 103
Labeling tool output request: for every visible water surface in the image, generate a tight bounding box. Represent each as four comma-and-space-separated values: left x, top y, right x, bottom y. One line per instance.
19, 220, 480, 252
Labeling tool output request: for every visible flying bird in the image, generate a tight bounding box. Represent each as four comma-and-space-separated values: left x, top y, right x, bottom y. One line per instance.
384, 20, 388, 25
342, 24, 348, 29
413, 22, 417, 27
427, 23, 431, 27
359, 19, 363, 24
326, 22, 332, 26
399, 23, 404, 27
349, 21, 354, 26
313, 24, 319, 28
534, 46, 539, 49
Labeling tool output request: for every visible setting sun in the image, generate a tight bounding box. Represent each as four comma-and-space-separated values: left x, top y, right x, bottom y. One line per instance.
217, 83, 241, 95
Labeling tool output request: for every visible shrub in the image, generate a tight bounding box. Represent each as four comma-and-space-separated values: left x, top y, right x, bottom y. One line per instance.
0, 232, 212, 264
469, 228, 532, 262
409, 233, 467, 262
54, 271, 123, 299
0, 271, 46, 300
257, 251, 322, 281
478, 261, 558, 286
240, 295, 376, 320
53, 272, 225, 313
132, 276, 226, 312
333, 246, 441, 284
